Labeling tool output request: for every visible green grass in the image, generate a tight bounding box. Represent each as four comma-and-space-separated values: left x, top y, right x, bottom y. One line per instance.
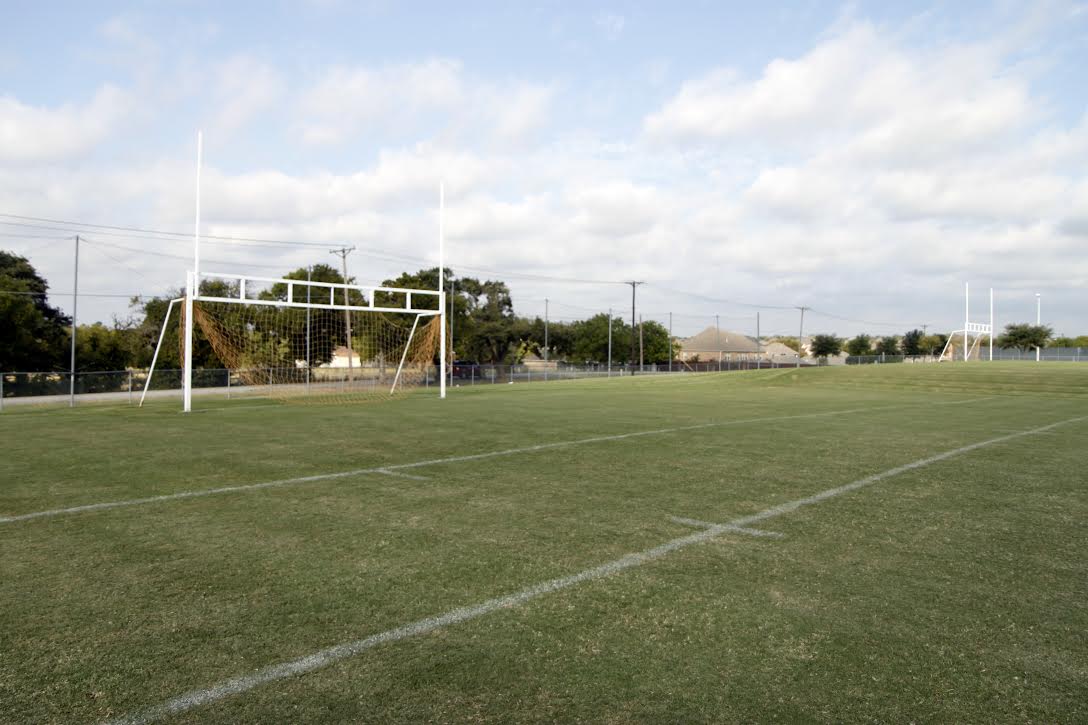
1, 362, 1086, 723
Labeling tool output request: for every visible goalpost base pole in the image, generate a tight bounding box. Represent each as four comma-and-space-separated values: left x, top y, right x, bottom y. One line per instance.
139, 297, 183, 408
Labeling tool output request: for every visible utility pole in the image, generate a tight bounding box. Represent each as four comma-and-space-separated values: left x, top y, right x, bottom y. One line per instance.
69, 235, 79, 407
1036, 292, 1042, 362
544, 298, 549, 362
756, 312, 761, 357
796, 306, 810, 368
330, 246, 356, 381
639, 314, 644, 371
668, 312, 673, 372
627, 281, 643, 372
607, 308, 612, 375
716, 313, 721, 372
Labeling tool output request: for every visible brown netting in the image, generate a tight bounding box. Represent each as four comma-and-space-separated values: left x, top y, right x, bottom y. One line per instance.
179, 299, 445, 403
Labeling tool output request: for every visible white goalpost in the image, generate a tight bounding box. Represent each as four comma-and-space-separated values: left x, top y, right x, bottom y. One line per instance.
939, 282, 994, 362
156, 132, 448, 411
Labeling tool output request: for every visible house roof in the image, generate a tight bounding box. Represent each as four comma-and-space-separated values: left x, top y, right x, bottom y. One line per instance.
680, 326, 760, 353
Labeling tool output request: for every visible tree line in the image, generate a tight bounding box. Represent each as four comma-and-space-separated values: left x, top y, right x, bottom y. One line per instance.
807, 324, 1076, 359
0, 251, 673, 372
4, 250, 1083, 372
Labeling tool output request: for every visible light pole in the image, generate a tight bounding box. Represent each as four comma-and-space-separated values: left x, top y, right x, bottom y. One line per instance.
1036, 293, 1041, 362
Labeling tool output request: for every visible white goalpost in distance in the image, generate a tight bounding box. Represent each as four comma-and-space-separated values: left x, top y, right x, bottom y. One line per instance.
939, 282, 994, 362
171, 132, 447, 411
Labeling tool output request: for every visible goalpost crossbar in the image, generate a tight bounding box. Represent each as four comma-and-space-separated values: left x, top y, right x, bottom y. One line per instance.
195, 271, 442, 315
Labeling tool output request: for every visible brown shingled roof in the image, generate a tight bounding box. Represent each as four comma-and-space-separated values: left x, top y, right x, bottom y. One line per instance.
679, 326, 760, 353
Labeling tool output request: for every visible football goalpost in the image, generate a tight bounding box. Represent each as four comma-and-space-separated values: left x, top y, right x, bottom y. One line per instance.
143, 132, 448, 410
939, 282, 993, 362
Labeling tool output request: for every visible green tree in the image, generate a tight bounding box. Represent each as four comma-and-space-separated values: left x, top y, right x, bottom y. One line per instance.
874, 336, 900, 355
638, 320, 672, 363
1050, 335, 1088, 348
810, 334, 842, 359
918, 334, 946, 356
774, 336, 800, 353
0, 251, 71, 370
568, 313, 630, 363
996, 323, 1051, 352
901, 329, 924, 356
74, 322, 139, 371
845, 334, 872, 356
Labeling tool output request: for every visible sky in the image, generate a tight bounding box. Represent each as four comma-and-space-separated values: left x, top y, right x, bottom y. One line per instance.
1, 0, 1086, 340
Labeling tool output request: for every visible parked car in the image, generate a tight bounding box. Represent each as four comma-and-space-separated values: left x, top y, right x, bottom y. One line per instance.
451, 360, 481, 379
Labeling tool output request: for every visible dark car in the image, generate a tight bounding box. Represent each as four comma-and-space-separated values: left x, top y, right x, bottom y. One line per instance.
451, 360, 481, 379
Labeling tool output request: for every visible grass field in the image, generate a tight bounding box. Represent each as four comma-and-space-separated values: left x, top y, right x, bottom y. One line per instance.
2, 363, 1087, 723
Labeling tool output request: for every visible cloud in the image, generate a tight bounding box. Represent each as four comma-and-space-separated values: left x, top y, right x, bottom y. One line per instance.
644, 23, 1034, 162
297, 59, 553, 147
595, 12, 625, 40
211, 56, 285, 135
0, 86, 133, 163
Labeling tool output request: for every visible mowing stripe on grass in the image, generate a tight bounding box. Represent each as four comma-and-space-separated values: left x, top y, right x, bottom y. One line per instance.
108, 413, 1086, 725
1, 401, 989, 525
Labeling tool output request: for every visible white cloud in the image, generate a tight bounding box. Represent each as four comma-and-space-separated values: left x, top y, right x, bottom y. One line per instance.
0, 86, 133, 163
297, 59, 553, 147
211, 56, 285, 135
644, 23, 1034, 162
595, 12, 626, 40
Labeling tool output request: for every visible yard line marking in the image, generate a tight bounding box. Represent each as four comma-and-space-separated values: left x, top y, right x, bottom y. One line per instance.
108, 413, 1086, 725
0, 396, 997, 525
373, 469, 431, 481
668, 515, 783, 538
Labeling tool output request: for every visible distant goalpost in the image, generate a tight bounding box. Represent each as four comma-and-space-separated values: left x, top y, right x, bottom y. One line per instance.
939, 282, 993, 362
142, 132, 448, 411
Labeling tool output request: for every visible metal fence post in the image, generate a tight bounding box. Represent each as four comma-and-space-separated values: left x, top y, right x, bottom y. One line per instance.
128, 370, 133, 405
227, 369, 232, 399
0, 373, 4, 412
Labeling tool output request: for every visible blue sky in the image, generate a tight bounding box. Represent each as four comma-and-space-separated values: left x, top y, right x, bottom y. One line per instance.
2, 1, 1086, 339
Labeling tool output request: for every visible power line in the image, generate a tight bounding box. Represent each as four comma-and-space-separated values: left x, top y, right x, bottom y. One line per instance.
0, 214, 631, 286
643, 282, 796, 310
0, 289, 147, 299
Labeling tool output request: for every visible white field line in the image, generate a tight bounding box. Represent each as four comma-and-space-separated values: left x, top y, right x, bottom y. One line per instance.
0, 399, 992, 525
668, 516, 783, 538
108, 413, 1086, 725
373, 469, 431, 481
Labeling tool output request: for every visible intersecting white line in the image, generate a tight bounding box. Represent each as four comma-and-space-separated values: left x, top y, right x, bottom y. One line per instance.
668, 515, 784, 538
107, 412, 1085, 725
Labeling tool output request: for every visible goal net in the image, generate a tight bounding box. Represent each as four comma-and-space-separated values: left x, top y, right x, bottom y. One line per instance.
166, 272, 446, 406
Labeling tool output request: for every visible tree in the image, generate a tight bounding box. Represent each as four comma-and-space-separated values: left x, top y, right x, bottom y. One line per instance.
996, 323, 1051, 352
901, 329, 924, 356
874, 336, 900, 355
918, 334, 946, 356
0, 251, 71, 370
569, 313, 629, 363
74, 322, 139, 371
1050, 335, 1088, 348
774, 336, 800, 353
845, 334, 872, 356
638, 320, 672, 363
809, 334, 842, 359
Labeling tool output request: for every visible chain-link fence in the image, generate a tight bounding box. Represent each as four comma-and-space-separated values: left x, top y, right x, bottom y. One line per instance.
1, 359, 807, 409
3, 351, 1083, 410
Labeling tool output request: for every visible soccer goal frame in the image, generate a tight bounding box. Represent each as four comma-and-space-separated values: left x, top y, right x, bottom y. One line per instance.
178, 271, 444, 410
